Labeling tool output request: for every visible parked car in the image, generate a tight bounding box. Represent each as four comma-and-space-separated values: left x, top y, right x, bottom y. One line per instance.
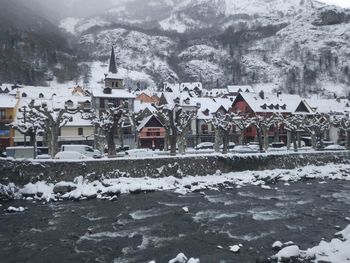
36, 154, 51, 160
247, 142, 260, 151
6, 146, 35, 159
125, 149, 155, 158
324, 144, 346, 151
54, 151, 87, 160
268, 142, 288, 152
61, 145, 102, 158
116, 145, 130, 152
195, 142, 214, 150
233, 145, 259, 154
316, 140, 334, 150
220, 142, 235, 150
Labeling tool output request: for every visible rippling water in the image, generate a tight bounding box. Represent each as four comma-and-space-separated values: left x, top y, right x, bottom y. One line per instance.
1, 180, 349, 262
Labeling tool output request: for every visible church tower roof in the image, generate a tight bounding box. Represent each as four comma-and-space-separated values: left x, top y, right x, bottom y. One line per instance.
108, 46, 117, 74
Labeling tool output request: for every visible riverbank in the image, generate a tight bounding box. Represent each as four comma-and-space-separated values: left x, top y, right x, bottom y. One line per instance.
0, 151, 349, 186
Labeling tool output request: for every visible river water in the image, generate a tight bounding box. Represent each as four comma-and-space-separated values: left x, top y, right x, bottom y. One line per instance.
1, 179, 350, 263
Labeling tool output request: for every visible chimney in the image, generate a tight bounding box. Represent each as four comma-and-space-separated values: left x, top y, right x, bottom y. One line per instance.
259, 90, 265, 99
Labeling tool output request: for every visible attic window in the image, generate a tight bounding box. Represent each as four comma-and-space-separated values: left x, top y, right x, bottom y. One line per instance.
184, 98, 190, 104
281, 104, 287, 110
103, 87, 112, 94
245, 89, 250, 92
274, 104, 280, 110
261, 104, 267, 110
202, 109, 210, 116
65, 100, 73, 108
22, 93, 27, 98
268, 104, 274, 110
39, 93, 44, 98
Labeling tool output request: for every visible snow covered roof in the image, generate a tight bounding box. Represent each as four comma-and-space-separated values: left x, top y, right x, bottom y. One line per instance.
105, 72, 124, 80
0, 95, 17, 108
134, 100, 154, 113
237, 92, 313, 114
179, 82, 203, 92
92, 87, 135, 99
306, 98, 350, 114
136, 115, 161, 131
202, 88, 228, 97
190, 97, 233, 120
228, 85, 254, 94
163, 82, 203, 94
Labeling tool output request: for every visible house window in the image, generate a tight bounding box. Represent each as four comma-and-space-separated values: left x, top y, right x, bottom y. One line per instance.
39, 93, 44, 98
201, 124, 209, 134
22, 93, 27, 98
78, 128, 83, 136
116, 81, 119, 88
0, 110, 5, 120
246, 127, 252, 133
112, 82, 114, 87
100, 98, 105, 108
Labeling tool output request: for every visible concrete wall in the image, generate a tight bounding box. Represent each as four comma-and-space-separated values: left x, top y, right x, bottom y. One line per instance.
0, 152, 349, 186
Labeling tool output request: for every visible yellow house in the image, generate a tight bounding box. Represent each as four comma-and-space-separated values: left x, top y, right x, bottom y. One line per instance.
0, 95, 18, 150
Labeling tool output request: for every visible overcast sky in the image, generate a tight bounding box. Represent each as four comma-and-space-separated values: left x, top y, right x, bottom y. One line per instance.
319, 0, 350, 7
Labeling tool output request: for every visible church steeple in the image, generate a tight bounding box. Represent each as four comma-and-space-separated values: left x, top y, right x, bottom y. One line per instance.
108, 46, 117, 74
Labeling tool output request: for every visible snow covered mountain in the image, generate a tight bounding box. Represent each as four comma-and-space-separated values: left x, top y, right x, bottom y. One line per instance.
31, 0, 350, 96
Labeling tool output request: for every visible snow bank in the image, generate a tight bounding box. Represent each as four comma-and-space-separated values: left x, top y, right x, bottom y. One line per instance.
272, 224, 350, 263
1, 163, 350, 202
6, 206, 26, 213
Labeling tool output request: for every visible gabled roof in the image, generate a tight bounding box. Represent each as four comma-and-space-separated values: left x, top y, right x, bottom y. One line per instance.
137, 115, 163, 131
306, 98, 350, 114
235, 92, 313, 114
227, 85, 254, 93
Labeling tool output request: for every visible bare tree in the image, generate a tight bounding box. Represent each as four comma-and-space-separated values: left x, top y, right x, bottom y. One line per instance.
331, 115, 350, 149
24, 100, 79, 157
153, 103, 196, 156
8, 102, 45, 158
302, 113, 330, 149
211, 112, 235, 154
231, 114, 251, 145
90, 102, 132, 158
283, 114, 304, 152
247, 114, 278, 152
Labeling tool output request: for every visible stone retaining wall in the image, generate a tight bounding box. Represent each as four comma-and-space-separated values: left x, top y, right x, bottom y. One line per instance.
0, 152, 349, 185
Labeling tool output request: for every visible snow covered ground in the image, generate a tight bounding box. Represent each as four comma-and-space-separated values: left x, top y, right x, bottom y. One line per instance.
1, 163, 348, 203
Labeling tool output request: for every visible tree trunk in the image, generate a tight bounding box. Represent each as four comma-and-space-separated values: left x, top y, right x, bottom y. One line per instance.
257, 128, 264, 152
164, 130, 169, 151
178, 134, 186, 155
106, 131, 117, 158
169, 134, 177, 156
214, 128, 220, 152
30, 132, 37, 159
263, 127, 269, 150
238, 130, 244, 145
347, 131, 350, 150
297, 131, 301, 148
287, 130, 291, 150
119, 126, 124, 148
51, 126, 60, 158
311, 133, 316, 149
292, 131, 298, 152
222, 130, 229, 154
275, 126, 280, 142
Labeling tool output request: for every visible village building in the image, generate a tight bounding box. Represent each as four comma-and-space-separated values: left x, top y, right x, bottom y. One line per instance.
0, 94, 18, 150
230, 91, 314, 143
137, 115, 166, 149
91, 46, 136, 148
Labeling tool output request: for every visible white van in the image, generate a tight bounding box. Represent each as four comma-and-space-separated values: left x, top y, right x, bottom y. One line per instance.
61, 145, 102, 158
